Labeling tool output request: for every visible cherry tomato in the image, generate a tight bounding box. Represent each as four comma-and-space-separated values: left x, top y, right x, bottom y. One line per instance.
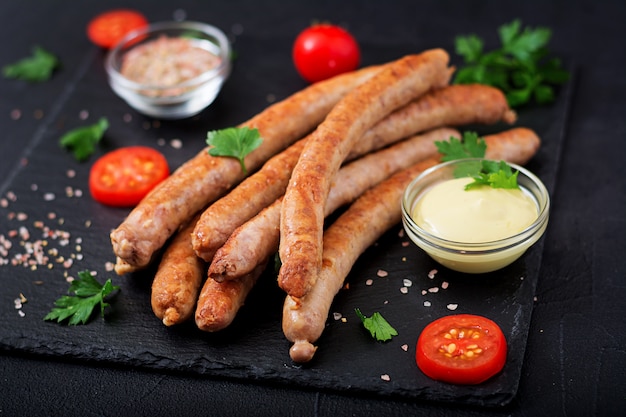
86, 9, 149, 49
416, 314, 507, 385
292, 23, 360, 83
89, 146, 169, 207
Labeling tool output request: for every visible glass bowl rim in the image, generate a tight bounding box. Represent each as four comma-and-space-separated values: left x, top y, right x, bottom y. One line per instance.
105, 20, 231, 93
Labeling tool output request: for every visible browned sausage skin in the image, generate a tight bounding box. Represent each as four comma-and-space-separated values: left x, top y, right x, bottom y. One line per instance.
151, 214, 204, 326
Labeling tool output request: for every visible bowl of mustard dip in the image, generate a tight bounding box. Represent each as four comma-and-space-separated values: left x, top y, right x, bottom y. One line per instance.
105, 21, 231, 119
401, 158, 550, 274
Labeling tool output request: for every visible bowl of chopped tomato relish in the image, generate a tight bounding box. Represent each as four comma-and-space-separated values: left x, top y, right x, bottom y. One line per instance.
105, 20, 231, 119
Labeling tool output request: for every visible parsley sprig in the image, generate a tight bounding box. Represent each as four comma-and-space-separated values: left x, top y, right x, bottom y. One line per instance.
59, 117, 109, 161
435, 131, 520, 190
207, 126, 263, 173
453, 19, 569, 107
44, 270, 120, 325
3, 45, 59, 82
355, 308, 398, 342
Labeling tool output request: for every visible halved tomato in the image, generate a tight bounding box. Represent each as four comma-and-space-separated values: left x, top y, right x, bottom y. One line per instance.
86, 9, 149, 49
89, 146, 169, 207
416, 314, 507, 385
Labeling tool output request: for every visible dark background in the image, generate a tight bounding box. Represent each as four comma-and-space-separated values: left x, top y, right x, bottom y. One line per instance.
1, 1, 624, 416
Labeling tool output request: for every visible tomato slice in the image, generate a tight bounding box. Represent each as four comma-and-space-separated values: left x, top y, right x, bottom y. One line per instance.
87, 9, 149, 49
416, 314, 507, 385
89, 146, 169, 207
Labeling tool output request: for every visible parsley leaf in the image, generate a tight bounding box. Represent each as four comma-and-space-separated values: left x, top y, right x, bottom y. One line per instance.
465, 160, 520, 190
453, 19, 569, 107
3, 46, 59, 82
59, 117, 109, 161
355, 308, 398, 342
435, 132, 520, 189
207, 126, 263, 174
436, 131, 486, 162
44, 270, 120, 325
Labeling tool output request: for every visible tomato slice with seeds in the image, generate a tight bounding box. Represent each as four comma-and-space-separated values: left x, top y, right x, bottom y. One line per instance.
87, 9, 149, 49
89, 146, 169, 207
416, 314, 507, 385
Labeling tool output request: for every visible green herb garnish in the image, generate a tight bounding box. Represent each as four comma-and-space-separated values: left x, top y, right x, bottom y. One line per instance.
435, 131, 520, 190
44, 270, 120, 325
465, 160, 520, 190
207, 126, 263, 174
453, 19, 569, 107
355, 308, 398, 342
59, 117, 109, 161
3, 45, 59, 82
436, 131, 486, 161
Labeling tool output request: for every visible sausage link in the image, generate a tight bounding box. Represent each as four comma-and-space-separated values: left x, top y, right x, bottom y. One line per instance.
151, 215, 204, 326
348, 83, 516, 158
195, 261, 268, 332
279, 50, 451, 298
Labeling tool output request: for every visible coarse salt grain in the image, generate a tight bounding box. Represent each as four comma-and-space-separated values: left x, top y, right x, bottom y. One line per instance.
43, 193, 55, 201
447, 303, 458, 311
333, 312, 342, 320
377, 269, 388, 277
380, 374, 391, 381
365, 279, 373, 286
441, 281, 449, 290
400, 287, 408, 294
424, 301, 431, 307
170, 139, 183, 149
428, 269, 438, 279
401, 344, 409, 352
428, 287, 439, 293
66, 169, 76, 178
403, 279, 412, 287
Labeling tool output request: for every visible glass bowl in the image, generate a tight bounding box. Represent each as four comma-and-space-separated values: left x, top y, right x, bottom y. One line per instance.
401, 158, 550, 274
105, 21, 231, 119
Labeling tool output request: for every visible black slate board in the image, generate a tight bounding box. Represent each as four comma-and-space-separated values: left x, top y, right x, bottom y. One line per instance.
0, 42, 574, 407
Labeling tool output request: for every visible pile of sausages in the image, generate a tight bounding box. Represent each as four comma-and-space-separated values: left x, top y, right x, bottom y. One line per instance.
109, 49, 540, 363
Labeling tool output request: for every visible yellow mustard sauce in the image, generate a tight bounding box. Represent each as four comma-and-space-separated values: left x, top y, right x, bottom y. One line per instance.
412, 177, 538, 243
